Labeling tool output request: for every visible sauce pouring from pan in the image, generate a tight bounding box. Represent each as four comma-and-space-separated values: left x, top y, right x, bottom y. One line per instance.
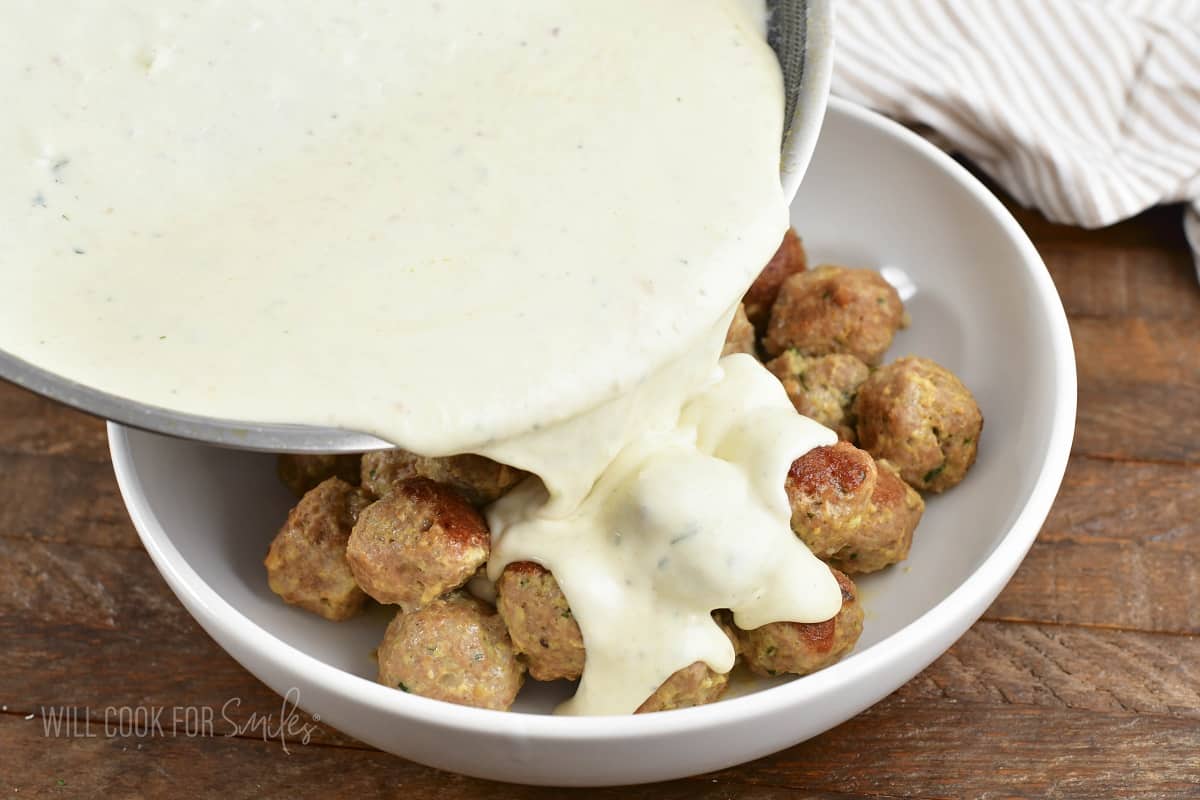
0, 0, 828, 453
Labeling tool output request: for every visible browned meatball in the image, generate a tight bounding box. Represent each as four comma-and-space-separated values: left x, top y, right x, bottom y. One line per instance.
264, 477, 372, 621
763, 265, 906, 365
346, 477, 489, 611
637, 615, 740, 713
637, 661, 729, 714
766, 350, 870, 441
738, 569, 863, 677
786, 442, 878, 559
277, 453, 362, 497
361, 448, 523, 506
829, 459, 924, 574
743, 228, 806, 332
495, 562, 586, 681
377, 592, 525, 710
854, 356, 983, 492
722, 302, 757, 358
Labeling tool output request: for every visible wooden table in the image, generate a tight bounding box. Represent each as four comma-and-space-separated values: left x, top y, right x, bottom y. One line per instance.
2, 196, 1198, 799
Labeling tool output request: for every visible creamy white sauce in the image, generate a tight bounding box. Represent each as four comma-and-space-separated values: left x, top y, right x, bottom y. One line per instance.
488, 353, 839, 715
0, 0, 842, 715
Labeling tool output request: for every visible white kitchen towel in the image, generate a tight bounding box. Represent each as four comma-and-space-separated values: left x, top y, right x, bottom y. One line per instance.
832, 0, 1200, 276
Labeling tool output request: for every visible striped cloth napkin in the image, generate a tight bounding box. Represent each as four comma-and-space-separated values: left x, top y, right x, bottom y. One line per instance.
832, 0, 1200, 276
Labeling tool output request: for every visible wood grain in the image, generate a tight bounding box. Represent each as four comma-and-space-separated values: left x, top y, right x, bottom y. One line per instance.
0, 452, 135, 549
902, 621, 1200, 717
987, 456, 1200, 633
2, 714, 909, 800
6, 606, 1200, 733
6, 625, 1200, 800
0, 382, 110, 462
1043, 245, 1199, 320
0, 538, 358, 749
1071, 319, 1200, 464
713, 704, 1200, 800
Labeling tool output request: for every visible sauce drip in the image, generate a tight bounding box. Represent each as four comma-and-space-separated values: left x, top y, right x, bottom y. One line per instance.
487, 352, 839, 715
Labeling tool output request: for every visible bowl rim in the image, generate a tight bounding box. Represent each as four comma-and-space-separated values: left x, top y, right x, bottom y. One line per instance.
109, 96, 1077, 743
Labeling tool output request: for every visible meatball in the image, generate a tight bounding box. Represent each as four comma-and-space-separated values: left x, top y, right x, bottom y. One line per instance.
277, 453, 362, 497
722, 303, 757, 358
766, 350, 870, 441
853, 356, 983, 492
377, 592, 525, 710
361, 448, 523, 506
786, 442, 878, 559
739, 569, 863, 677
743, 228, 806, 332
346, 477, 489, 611
264, 477, 372, 621
763, 265, 906, 365
637, 615, 740, 713
829, 459, 924, 574
637, 660, 729, 714
495, 562, 586, 681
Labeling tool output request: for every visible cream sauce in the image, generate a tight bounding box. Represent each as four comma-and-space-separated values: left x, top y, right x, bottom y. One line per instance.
0, 0, 842, 715
487, 353, 839, 715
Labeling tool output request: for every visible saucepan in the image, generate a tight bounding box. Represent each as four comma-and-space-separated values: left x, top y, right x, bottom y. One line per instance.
0, 0, 834, 453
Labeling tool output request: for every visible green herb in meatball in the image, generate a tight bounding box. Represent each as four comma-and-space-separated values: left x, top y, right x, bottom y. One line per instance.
786, 442, 878, 559
637, 614, 740, 713
738, 568, 863, 677
377, 592, 525, 710
265, 477, 372, 621
347, 477, 489, 611
766, 350, 869, 441
829, 458, 924, 574
361, 448, 523, 506
496, 562, 586, 681
853, 356, 983, 492
764, 265, 906, 365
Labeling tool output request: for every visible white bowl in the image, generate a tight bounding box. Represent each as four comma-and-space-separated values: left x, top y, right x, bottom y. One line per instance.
109, 98, 1076, 786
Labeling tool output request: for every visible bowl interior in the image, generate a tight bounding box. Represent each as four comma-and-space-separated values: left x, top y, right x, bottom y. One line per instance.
115, 100, 1069, 719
